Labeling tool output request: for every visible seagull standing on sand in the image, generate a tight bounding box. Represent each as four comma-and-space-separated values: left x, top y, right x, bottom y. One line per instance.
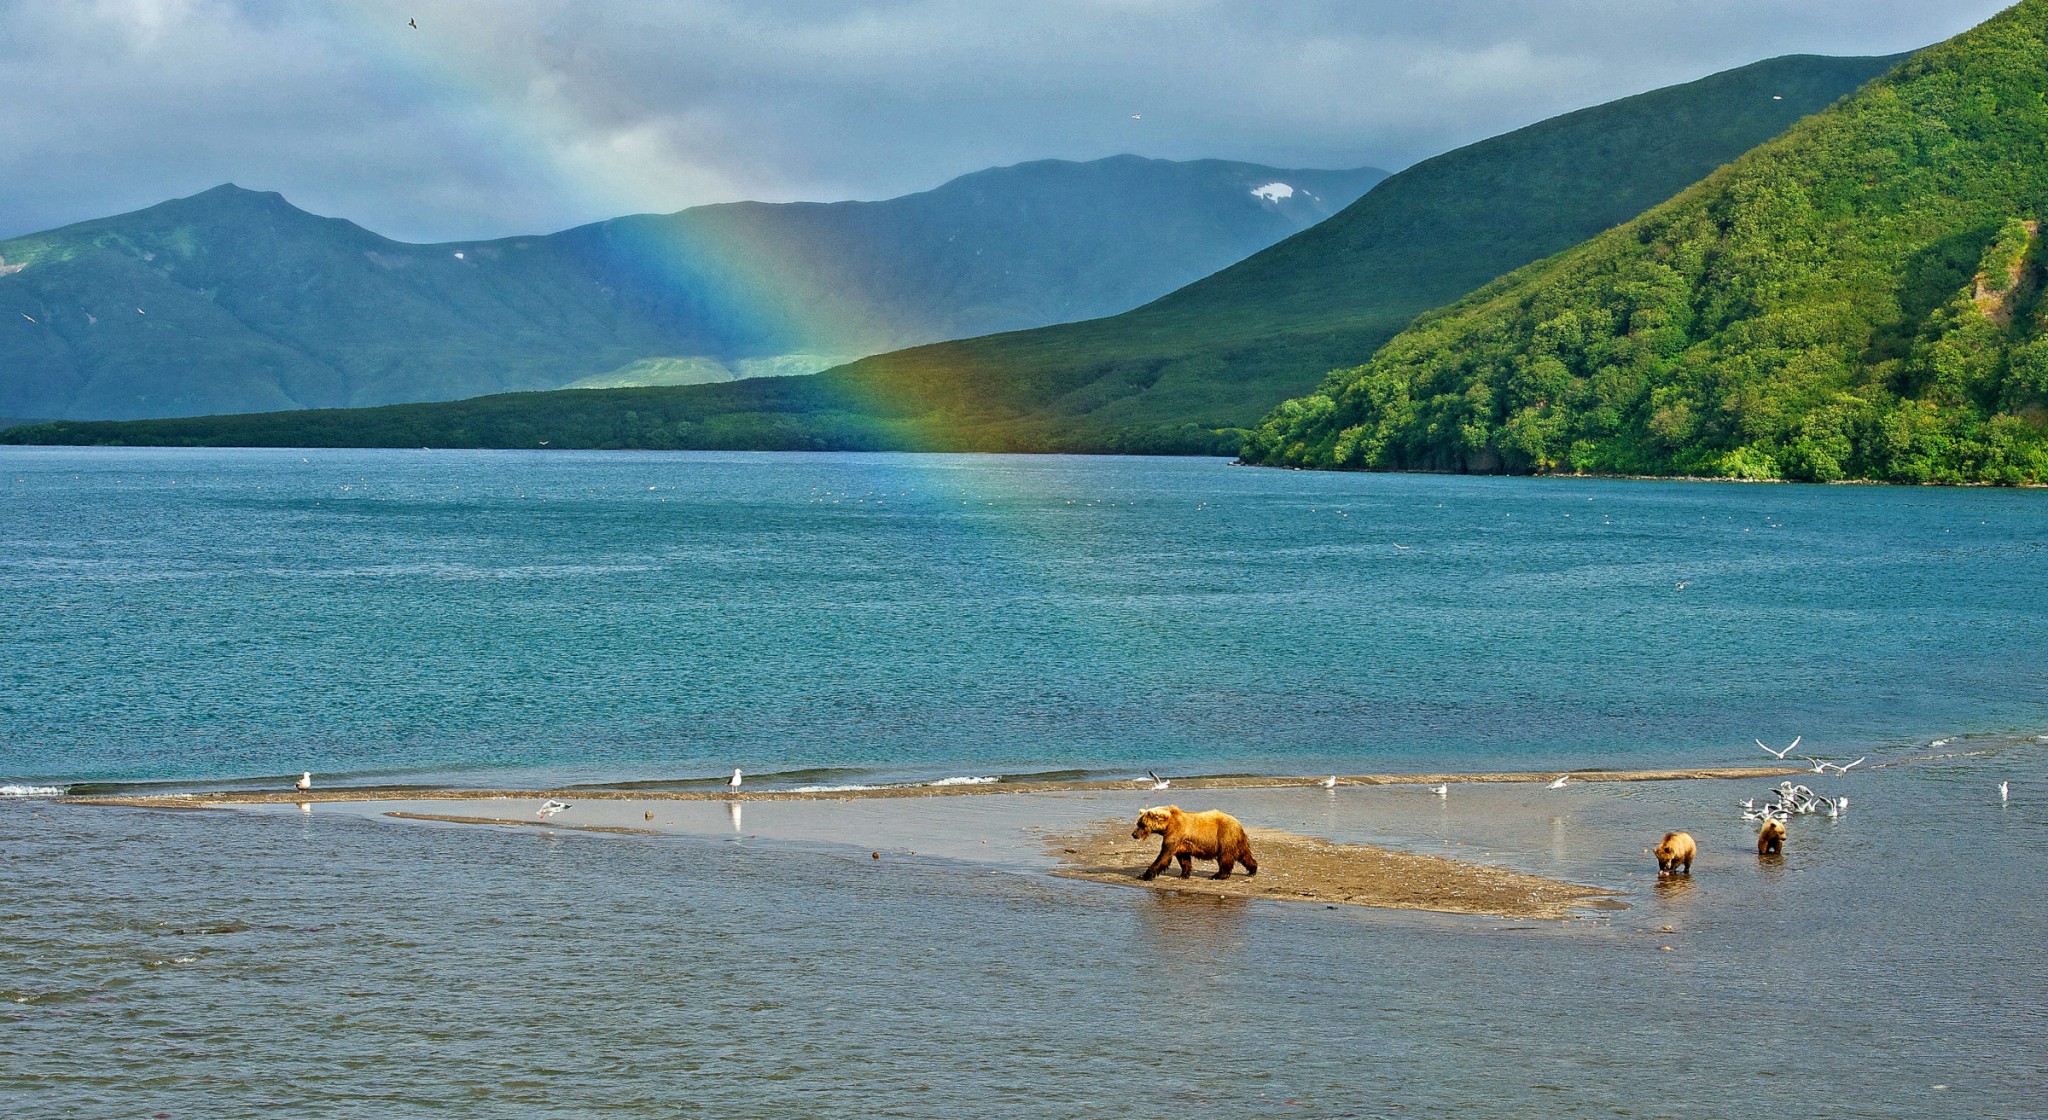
537, 799, 569, 819
1147, 770, 1171, 791
1757, 736, 1801, 759
729, 767, 743, 792
1547, 775, 1570, 790
295, 771, 312, 792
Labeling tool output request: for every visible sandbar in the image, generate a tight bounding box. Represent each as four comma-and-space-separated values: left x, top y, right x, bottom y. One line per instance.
68, 764, 1799, 809
1047, 819, 1621, 920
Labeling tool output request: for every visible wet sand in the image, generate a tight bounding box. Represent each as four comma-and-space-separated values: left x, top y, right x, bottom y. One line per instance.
382, 811, 663, 836
69, 764, 1799, 809
1047, 819, 1621, 920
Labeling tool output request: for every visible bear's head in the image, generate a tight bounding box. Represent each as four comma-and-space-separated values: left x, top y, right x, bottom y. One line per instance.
1132, 806, 1176, 839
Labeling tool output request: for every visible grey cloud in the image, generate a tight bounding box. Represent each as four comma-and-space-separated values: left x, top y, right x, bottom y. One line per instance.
0, 0, 2014, 242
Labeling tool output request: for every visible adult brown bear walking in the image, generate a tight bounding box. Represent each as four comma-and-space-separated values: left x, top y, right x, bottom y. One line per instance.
1757, 817, 1786, 856
1131, 806, 1258, 880
1653, 831, 1696, 875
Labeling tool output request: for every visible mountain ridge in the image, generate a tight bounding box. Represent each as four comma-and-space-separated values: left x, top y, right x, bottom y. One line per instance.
0, 156, 1384, 421
1, 52, 1902, 452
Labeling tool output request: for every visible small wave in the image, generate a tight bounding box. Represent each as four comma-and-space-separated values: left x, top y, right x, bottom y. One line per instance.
790, 784, 883, 793
0, 784, 64, 797
925, 776, 998, 787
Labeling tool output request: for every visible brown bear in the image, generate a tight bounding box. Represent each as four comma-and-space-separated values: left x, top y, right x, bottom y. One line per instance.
1131, 805, 1259, 881
1757, 817, 1786, 856
1652, 831, 1696, 875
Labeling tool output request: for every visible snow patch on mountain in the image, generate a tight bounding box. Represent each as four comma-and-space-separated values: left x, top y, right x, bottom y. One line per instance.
1250, 182, 1295, 202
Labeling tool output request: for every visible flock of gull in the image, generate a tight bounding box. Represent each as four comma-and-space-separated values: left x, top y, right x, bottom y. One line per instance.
1744, 738, 1853, 822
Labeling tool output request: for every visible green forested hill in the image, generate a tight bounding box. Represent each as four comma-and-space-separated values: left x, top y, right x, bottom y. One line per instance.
1, 53, 1896, 452
1242, 2, 2048, 484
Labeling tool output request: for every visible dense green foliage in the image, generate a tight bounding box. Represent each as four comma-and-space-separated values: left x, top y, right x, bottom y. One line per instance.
0, 157, 1380, 421
0, 54, 1892, 452
1243, 3, 2048, 484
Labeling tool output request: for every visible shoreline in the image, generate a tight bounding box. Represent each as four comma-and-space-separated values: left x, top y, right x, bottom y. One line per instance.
64, 764, 1803, 809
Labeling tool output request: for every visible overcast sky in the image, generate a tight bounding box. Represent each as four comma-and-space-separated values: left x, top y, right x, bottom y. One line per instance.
0, 0, 2013, 243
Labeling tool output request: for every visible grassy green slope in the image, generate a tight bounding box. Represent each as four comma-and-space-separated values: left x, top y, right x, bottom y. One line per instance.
1241, 1, 2048, 484
0, 53, 1897, 451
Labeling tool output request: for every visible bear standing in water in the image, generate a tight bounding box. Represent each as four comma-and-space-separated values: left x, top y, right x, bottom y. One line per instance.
1757, 817, 1786, 856
1130, 806, 1259, 880
1652, 831, 1696, 875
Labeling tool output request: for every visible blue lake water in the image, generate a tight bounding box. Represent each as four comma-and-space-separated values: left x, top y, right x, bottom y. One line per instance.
2, 447, 2044, 787
3, 448, 2045, 1118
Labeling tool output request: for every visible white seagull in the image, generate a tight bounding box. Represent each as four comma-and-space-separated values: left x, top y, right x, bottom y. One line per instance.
1318, 776, 1338, 790
295, 771, 312, 791
537, 799, 569, 819
1429, 784, 1448, 797
2000, 781, 2009, 802
1547, 775, 1570, 790
1147, 770, 1171, 791
1757, 736, 1801, 759
729, 767, 743, 792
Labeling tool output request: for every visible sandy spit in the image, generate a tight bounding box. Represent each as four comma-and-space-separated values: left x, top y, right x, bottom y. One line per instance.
1048, 820, 1622, 920
67, 765, 1799, 809
382, 811, 662, 836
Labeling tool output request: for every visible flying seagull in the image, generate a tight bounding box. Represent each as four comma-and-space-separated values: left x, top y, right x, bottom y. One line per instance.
295, 771, 312, 791
408, 18, 418, 29
537, 799, 569, 819
1129, 113, 1142, 120
19, 313, 33, 323
1757, 736, 1801, 759
1147, 770, 1170, 791
1547, 775, 1570, 790
1819, 757, 1866, 775
1318, 776, 1338, 790
729, 767, 743, 792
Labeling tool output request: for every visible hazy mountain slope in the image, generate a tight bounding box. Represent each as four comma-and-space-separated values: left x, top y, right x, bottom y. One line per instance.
1241, 1, 2048, 484
16, 51, 1897, 451
0, 157, 1382, 421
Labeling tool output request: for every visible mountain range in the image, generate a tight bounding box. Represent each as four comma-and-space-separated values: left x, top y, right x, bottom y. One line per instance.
0, 157, 1384, 421
3, 51, 1896, 453
1242, 0, 2048, 484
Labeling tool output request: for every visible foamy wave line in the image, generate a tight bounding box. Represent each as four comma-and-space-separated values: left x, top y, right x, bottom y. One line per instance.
0, 784, 65, 797
926, 776, 998, 787
790, 783, 884, 793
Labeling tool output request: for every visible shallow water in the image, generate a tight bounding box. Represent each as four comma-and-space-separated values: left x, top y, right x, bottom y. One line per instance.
4, 447, 2047, 788
4, 749, 2042, 1118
